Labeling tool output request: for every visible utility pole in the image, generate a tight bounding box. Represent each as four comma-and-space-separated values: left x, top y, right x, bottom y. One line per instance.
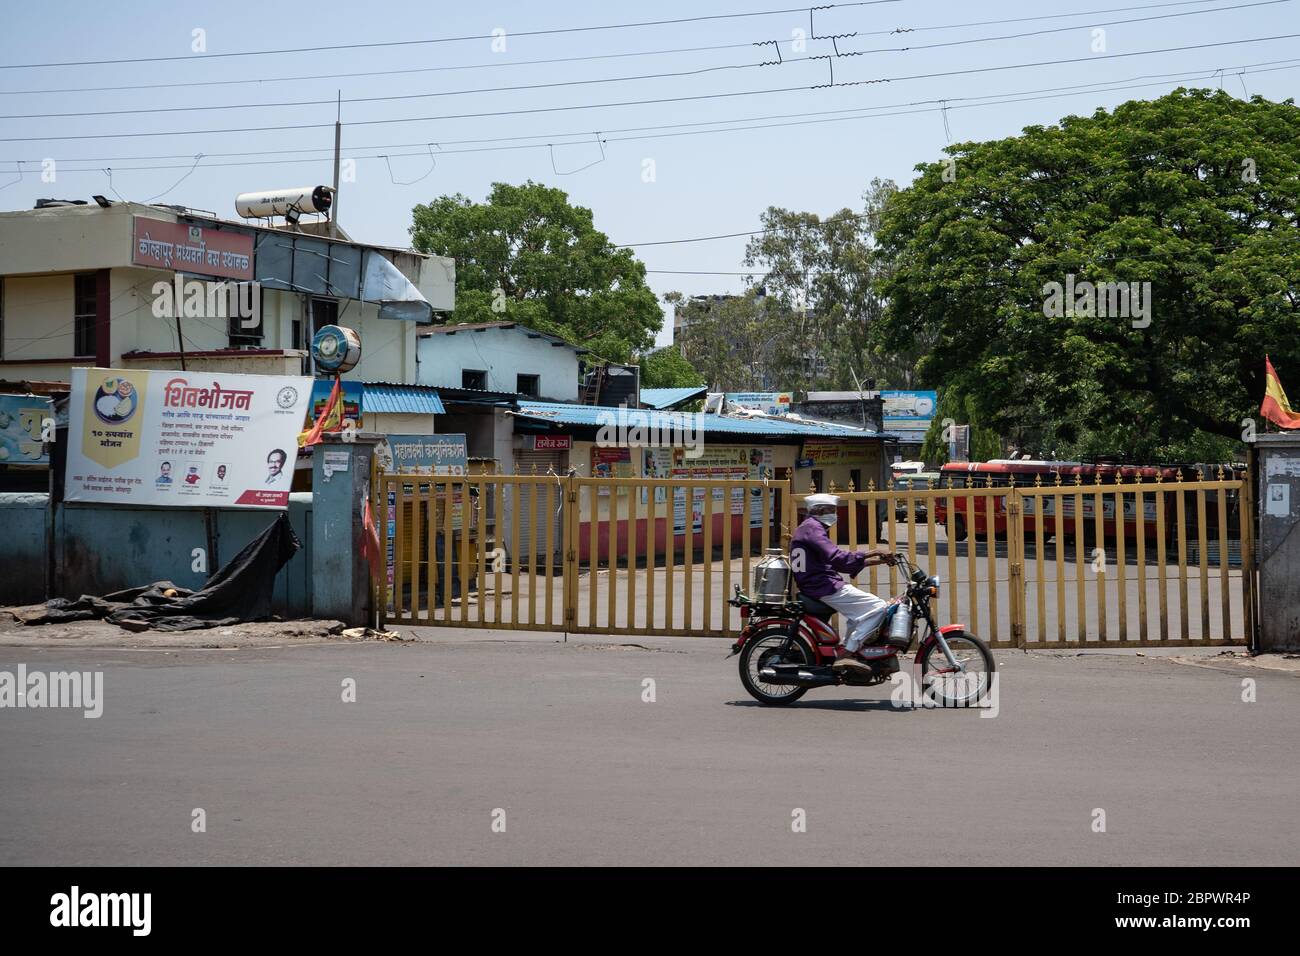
330, 90, 341, 239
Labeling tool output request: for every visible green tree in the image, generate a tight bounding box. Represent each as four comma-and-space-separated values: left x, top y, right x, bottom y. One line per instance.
666, 289, 791, 390
638, 346, 704, 389
919, 392, 1003, 466
410, 181, 662, 361
743, 178, 917, 389
875, 89, 1300, 462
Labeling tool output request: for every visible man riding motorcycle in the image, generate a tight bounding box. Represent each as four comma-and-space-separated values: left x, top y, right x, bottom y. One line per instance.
790, 493, 897, 677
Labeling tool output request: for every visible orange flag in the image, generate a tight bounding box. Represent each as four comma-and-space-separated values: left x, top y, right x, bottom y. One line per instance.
298, 376, 342, 447
1260, 356, 1300, 430
361, 495, 384, 583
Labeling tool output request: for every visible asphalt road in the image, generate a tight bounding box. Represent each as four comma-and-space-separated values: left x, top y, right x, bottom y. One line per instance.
0, 634, 1295, 866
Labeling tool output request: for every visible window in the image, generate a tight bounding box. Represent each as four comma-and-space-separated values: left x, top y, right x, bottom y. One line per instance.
73, 273, 97, 357
0, 276, 4, 359
849, 468, 862, 492
227, 283, 264, 347
310, 297, 338, 335
811, 469, 824, 493
462, 369, 487, 390
516, 373, 540, 398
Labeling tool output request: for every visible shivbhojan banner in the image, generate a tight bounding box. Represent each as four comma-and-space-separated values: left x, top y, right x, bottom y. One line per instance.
65, 368, 313, 509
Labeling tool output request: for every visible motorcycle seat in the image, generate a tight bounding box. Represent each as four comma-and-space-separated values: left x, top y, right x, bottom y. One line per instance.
797, 592, 836, 622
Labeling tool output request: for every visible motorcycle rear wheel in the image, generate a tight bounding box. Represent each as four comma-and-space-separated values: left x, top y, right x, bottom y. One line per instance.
738, 627, 815, 706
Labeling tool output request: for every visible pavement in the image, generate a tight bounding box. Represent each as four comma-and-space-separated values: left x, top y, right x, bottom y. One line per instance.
0, 626, 1295, 866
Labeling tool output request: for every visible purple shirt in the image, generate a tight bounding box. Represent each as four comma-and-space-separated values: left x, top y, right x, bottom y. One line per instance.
790, 516, 868, 598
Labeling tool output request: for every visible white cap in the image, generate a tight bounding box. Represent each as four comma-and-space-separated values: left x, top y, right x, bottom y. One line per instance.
805, 493, 840, 509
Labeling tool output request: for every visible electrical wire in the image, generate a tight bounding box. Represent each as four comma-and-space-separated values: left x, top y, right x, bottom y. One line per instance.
0, 0, 1232, 97
23, 59, 1300, 180
0, 0, 1279, 121
18, 54, 1299, 168
3, 31, 1294, 145
0, 1, 904, 70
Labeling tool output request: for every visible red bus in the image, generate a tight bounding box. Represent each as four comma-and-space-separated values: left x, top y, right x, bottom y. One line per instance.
930, 460, 1240, 543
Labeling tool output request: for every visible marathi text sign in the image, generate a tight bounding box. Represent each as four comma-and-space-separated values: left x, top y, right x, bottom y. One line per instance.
0, 393, 53, 465
377, 434, 468, 475
132, 217, 254, 281
65, 368, 312, 509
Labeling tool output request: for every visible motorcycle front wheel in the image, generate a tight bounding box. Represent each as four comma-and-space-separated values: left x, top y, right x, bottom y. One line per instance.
738, 627, 815, 706
920, 631, 996, 707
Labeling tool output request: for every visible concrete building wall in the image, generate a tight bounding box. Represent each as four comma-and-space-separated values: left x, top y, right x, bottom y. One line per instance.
0, 202, 447, 386
416, 327, 580, 401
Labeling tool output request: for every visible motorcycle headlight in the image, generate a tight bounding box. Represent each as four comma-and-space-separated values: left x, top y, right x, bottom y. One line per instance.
928, 575, 940, 597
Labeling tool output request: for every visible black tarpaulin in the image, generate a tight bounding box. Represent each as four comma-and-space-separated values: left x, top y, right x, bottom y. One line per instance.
38, 513, 302, 632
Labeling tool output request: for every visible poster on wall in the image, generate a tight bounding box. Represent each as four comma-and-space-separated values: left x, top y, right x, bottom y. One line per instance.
591, 445, 635, 495
308, 379, 363, 430
0, 393, 53, 465
642, 445, 774, 533
65, 367, 312, 509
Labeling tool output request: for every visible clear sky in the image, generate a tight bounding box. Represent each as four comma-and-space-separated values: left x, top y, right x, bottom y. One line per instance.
2, 0, 1297, 344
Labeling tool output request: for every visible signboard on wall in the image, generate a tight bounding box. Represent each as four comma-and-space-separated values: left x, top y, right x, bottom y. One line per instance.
725, 392, 793, 416
132, 217, 254, 281
376, 433, 468, 475
0, 393, 53, 465
881, 389, 937, 433
65, 368, 312, 509
527, 434, 572, 451
801, 438, 873, 465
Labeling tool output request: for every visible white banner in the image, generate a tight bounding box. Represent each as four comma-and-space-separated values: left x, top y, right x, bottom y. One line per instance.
65, 368, 313, 509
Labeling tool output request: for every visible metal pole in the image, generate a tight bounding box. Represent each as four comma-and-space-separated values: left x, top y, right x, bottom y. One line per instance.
330, 91, 341, 239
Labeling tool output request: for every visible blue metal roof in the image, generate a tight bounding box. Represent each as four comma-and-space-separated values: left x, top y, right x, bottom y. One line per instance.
362, 384, 445, 415
513, 401, 883, 439
640, 386, 708, 409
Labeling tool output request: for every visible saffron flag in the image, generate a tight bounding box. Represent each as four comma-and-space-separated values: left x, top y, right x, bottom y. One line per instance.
1260, 356, 1300, 430
361, 495, 384, 583
298, 376, 342, 447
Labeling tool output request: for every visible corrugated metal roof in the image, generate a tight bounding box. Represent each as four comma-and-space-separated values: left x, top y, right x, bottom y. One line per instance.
639, 386, 708, 409
362, 384, 445, 415
513, 401, 884, 438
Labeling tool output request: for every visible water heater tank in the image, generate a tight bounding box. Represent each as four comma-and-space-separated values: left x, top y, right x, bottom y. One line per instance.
235, 186, 333, 219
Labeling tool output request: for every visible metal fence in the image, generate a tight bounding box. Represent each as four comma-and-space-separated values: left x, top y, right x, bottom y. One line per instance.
379, 470, 1254, 647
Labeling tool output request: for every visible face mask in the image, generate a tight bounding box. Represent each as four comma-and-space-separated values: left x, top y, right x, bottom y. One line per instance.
814, 512, 837, 527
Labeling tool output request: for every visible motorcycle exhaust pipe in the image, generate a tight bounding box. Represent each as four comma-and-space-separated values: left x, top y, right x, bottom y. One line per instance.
758, 666, 839, 688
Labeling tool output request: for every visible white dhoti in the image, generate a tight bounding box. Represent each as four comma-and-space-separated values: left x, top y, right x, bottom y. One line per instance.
820, 584, 889, 652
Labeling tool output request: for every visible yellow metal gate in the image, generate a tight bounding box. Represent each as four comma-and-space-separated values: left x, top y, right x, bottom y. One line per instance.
379, 470, 1254, 647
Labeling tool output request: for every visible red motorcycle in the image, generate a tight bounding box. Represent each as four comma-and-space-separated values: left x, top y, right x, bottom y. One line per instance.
728, 553, 995, 707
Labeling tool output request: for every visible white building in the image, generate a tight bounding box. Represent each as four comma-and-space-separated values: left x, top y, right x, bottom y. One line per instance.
416, 322, 585, 402
0, 198, 455, 385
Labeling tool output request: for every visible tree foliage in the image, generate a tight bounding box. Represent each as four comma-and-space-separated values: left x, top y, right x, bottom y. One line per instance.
875, 89, 1300, 462
410, 181, 662, 362
666, 289, 793, 390
638, 346, 705, 389
743, 178, 918, 389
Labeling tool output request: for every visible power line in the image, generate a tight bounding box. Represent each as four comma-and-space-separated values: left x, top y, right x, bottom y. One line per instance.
20, 55, 1297, 167
0, 0, 1229, 97
3, 31, 1295, 145
0, 1, 903, 70
23, 59, 1300, 181
0, 0, 1278, 122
